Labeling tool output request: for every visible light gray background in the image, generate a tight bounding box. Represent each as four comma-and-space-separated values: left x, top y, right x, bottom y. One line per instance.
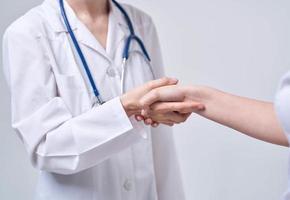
0, 0, 289, 199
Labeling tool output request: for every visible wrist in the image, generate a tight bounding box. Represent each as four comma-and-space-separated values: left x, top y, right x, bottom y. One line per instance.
185, 85, 215, 104
120, 95, 139, 117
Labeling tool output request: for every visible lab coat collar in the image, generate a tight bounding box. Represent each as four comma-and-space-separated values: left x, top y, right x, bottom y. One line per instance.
106, 0, 127, 58
42, 0, 127, 60
42, 0, 78, 32
75, 0, 127, 59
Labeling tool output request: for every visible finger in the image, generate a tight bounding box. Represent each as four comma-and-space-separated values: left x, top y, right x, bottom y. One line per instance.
163, 122, 174, 126
141, 109, 148, 117
178, 113, 193, 123
146, 77, 178, 90
154, 121, 174, 126
182, 113, 192, 119
135, 115, 144, 121
144, 118, 154, 125
146, 115, 175, 125
141, 78, 179, 111
140, 89, 161, 112
157, 112, 190, 124
140, 85, 184, 112
151, 122, 159, 128
169, 112, 188, 124
151, 102, 205, 114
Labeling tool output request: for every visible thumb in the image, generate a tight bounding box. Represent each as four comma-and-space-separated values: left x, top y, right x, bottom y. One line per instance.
140, 88, 161, 112
140, 77, 178, 116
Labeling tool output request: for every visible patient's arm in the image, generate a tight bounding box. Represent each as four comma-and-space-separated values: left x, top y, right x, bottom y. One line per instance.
141, 85, 288, 147
121, 78, 204, 126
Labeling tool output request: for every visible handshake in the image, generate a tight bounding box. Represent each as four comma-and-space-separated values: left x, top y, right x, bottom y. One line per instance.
120, 77, 206, 127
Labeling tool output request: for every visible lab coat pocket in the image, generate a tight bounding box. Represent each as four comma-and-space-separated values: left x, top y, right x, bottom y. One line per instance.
56, 74, 91, 116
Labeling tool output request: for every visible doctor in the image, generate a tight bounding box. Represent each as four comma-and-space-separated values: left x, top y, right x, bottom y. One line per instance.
2, 0, 203, 199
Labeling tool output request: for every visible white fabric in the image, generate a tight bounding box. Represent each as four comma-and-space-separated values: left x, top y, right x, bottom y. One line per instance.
275, 70, 290, 200
2, 0, 185, 199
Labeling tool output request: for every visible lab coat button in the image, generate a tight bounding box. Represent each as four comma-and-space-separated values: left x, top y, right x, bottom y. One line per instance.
106, 67, 116, 77
123, 179, 133, 191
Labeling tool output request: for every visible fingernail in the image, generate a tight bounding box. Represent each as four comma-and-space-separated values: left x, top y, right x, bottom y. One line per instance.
145, 118, 153, 125
136, 116, 142, 121
152, 123, 158, 127
170, 77, 178, 83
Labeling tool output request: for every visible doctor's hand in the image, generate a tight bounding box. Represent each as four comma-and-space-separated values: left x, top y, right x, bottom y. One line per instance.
120, 77, 179, 117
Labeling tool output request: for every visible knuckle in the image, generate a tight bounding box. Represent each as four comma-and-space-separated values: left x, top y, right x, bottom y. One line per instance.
147, 81, 154, 88
162, 77, 170, 83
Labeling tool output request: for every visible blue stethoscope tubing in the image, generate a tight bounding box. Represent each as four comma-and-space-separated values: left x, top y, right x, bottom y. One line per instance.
59, 0, 152, 105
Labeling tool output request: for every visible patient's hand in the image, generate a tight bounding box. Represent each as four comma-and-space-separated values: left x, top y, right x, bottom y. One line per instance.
137, 85, 205, 126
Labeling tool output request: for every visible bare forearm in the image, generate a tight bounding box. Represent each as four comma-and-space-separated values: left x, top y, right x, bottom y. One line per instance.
194, 86, 288, 147
140, 84, 288, 146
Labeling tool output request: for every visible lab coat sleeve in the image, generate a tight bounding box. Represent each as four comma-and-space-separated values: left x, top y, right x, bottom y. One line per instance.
2, 25, 143, 175
145, 19, 186, 200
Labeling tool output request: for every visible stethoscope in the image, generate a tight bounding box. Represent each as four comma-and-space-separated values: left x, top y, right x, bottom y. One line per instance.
59, 0, 154, 105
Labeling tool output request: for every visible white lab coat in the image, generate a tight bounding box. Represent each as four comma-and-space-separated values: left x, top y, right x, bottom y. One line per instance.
2, 0, 185, 200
